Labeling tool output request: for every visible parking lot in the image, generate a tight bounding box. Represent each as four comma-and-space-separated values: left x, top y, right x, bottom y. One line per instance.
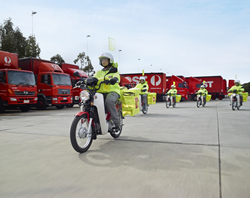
1, 99, 250, 198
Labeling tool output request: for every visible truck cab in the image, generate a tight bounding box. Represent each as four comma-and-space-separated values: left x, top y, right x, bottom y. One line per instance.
59, 63, 88, 107
0, 51, 37, 113
18, 58, 73, 110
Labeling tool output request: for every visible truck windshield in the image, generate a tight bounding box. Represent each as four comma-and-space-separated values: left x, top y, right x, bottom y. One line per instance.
52, 74, 71, 86
7, 70, 36, 86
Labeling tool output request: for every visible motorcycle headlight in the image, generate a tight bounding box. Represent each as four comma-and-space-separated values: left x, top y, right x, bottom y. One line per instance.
80, 90, 90, 103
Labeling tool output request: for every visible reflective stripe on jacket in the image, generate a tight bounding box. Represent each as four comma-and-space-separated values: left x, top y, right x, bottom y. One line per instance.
135, 81, 149, 95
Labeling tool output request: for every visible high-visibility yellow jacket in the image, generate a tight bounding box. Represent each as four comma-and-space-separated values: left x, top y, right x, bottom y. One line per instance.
167, 89, 177, 96
135, 81, 149, 95
228, 85, 244, 95
197, 88, 208, 96
94, 67, 121, 96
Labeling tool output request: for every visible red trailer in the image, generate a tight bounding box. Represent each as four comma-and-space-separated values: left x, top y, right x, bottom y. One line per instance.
228, 79, 235, 89
193, 76, 227, 100
59, 63, 88, 107
0, 51, 37, 112
120, 72, 166, 101
185, 76, 201, 100
18, 58, 73, 109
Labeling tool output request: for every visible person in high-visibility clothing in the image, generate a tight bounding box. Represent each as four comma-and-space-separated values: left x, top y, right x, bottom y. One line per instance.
94, 52, 121, 130
196, 85, 208, 105
228, 80, 244, 106
166, 85, 178, 104
135, 76, 149, 106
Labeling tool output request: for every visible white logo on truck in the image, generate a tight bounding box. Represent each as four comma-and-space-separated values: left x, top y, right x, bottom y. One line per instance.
4, 56, 11, 64
150, 75, 161, 86
204, 81, 213, 88
51, 64, 59, 70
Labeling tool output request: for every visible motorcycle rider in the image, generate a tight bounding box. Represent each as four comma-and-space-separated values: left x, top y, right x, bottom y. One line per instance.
228, 80, 244, 106
197, 85, 208, 105
94, 52, 121, 130
166, 85, 177, 104
135, 76, 149, 107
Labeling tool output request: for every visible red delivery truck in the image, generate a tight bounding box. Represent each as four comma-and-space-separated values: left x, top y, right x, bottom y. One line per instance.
166, 75, 189, 101
193, 76, 227, 100
18, 58, 73, 110
59, 63, 88, 107
120, 72, 166, 101
228, 79, 235, 89
0, 51, 37, 113
185, 76, 202, 100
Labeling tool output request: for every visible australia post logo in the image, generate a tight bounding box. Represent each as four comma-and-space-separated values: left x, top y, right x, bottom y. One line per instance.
127, 75, 162, 87
150, 75, 161, 86
4, 56, 12, 66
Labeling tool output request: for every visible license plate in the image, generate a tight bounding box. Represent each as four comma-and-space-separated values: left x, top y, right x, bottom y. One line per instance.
63, 98, 67, 100
24, 100, 29, 103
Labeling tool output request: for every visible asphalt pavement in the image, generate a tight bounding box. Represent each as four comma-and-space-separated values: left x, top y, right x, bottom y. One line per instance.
0, 98, 250, 198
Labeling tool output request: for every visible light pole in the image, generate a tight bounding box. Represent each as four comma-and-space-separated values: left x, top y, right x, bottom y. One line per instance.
31, 11, 37, 36
86, 35, 90, 57
118, 50, 122, 73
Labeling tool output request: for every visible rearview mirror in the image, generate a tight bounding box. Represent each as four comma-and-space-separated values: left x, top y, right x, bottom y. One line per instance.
107, 67, 117, 74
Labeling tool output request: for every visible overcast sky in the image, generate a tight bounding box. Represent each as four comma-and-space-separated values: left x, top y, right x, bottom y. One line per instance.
1, 0, 249, 84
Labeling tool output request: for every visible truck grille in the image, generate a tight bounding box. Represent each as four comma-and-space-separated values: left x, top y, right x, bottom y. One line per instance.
14, 91, 36, 96
58, 89, 70, 94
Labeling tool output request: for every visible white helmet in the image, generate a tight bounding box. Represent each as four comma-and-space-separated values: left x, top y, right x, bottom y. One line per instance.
200, 85, 205, 88
99, 52, 114, 66
139, 76, 145, 81
171, 85, 176, 88
235, 80, 240, 84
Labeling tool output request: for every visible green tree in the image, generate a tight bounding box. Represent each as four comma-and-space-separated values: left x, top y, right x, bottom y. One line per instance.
51, 54, 65, 64
74, 52, 95, 76
0, 18, 27, 57
242, 82, 250, 93
25, 36, 41, 58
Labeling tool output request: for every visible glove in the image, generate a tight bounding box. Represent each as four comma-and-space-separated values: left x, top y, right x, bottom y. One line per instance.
142, 89, 147, 92
110, 77, 118, 85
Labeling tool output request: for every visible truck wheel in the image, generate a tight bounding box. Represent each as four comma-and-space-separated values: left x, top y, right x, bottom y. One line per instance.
56, 105, 64, 109
0, 99, 5, 113
211, 95, 216, 100
20, 105, 30, 112
218, 95, 223, 100
37, 97, 46, 110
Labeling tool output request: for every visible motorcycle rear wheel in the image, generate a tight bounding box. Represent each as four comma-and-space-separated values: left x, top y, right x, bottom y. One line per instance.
70, 115, 93, 153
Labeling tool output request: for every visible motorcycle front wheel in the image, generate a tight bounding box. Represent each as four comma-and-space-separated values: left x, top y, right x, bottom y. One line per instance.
197, 100, 201, 108
166, 101, 170, 108
142, 103, 148, 114
232, 100, 236, 111
70, 115, 93, 153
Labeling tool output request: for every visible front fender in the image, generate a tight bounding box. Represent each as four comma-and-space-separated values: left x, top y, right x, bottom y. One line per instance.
74, 112, 89, 120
